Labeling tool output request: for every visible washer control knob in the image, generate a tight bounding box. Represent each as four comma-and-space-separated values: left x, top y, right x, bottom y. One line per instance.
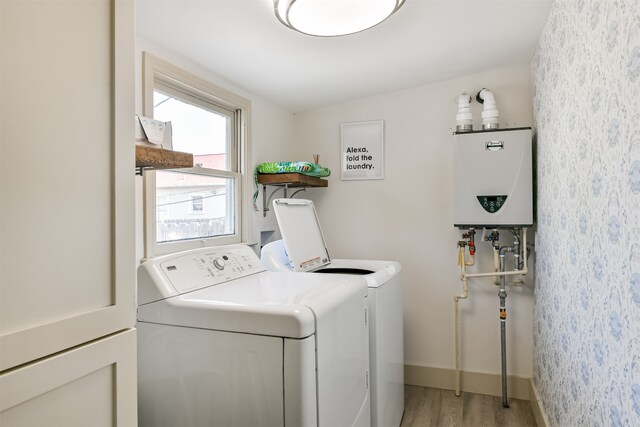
213, 258, 226, 270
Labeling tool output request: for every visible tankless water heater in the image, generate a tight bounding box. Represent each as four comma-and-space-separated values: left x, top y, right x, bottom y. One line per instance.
453, 127, 533, 228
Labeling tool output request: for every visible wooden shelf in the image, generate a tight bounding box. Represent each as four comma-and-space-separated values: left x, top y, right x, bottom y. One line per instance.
135, 145, 193, 174
257, 173, 328, 188
258, 173, 328, 217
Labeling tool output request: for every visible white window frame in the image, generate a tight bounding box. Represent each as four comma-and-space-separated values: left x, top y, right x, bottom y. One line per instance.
142, 53, 252, 257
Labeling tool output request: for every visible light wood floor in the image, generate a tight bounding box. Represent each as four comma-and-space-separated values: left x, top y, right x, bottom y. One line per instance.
400, 385, 537, 427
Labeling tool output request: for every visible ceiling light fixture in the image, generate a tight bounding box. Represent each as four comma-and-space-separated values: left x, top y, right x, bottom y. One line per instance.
274, 0, 406, 37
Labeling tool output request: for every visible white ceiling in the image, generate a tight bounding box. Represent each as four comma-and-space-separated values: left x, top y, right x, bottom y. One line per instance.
136, 0, 552, 113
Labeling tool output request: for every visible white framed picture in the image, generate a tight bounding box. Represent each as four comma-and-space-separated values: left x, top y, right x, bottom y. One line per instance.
340, 120, 384, 180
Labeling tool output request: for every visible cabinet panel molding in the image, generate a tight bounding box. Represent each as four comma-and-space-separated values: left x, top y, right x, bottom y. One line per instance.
0, 0, 135, 371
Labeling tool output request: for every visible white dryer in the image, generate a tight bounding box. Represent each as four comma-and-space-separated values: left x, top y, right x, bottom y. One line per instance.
137, 244, 370, 427
262, 198, 404, 427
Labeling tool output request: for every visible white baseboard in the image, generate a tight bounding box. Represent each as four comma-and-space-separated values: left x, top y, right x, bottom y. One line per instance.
404, 365, 550, 426
404, 364, 531, 401
529, 379, 550, 427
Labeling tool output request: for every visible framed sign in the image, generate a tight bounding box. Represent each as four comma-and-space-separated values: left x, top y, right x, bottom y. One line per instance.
340, 121, 384, 180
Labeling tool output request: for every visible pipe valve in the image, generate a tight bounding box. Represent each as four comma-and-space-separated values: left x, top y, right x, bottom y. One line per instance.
485, 229, 500, 249
462, 229, 476, 255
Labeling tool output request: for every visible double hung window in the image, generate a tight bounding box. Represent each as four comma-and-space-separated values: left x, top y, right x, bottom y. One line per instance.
143, 54, 250, 256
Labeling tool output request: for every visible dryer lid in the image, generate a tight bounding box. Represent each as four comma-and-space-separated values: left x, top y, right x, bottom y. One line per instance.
272, 198, 331, 272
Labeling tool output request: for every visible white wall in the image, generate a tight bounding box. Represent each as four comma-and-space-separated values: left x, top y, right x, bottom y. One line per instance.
292, 64, 535, 377
132, 39, 537, 378
134, 37, 295, 261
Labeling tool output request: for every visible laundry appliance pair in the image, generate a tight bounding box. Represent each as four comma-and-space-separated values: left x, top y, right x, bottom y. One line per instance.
262, 198, 405, 427
136, 198, 404, 427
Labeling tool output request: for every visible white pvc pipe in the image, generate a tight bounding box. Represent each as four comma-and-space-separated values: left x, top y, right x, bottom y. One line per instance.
453, 246, 470, 397
477, 88, 499, 129
465, 269, 528, 279
455, 93, 473, 132
493, 246, 500, 285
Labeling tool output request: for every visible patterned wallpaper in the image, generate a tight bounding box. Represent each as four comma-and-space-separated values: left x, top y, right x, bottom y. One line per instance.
532, 1, 640, 426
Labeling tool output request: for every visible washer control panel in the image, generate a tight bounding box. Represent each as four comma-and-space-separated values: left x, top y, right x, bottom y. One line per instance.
159, 245, 266, 294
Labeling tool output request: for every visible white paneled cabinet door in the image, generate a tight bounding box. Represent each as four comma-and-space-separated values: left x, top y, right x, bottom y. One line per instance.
0, 330, 137, 426
0, 0, 135, 423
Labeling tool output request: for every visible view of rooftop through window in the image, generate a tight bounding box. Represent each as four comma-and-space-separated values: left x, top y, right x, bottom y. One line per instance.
153, 90, 230, 166
152, 90, 235, 243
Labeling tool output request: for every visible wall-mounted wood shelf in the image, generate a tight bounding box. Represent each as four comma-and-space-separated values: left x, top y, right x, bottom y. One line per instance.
135, 145, 193, 175
257, 173, 328, 188
257, 173, 328, 217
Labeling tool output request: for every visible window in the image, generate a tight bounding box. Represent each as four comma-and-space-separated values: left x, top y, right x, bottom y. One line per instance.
152, 87, 237, 242
143, 53, 251, 256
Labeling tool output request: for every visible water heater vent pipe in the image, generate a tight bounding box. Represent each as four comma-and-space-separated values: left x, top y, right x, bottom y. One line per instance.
476, 88, 500, 130
455, 93, 473, 133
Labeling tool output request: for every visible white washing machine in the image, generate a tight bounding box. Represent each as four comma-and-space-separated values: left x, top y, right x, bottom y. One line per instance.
262, 198, 405, 427
137, 244, 370, 427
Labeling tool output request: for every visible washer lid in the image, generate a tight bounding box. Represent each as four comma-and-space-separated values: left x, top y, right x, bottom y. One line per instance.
272, 198, 330, 272
320, 259, 402, 288
137, 270, 365, 338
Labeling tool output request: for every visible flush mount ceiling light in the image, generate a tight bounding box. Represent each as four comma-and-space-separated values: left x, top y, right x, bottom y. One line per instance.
274, 0, 406, 37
